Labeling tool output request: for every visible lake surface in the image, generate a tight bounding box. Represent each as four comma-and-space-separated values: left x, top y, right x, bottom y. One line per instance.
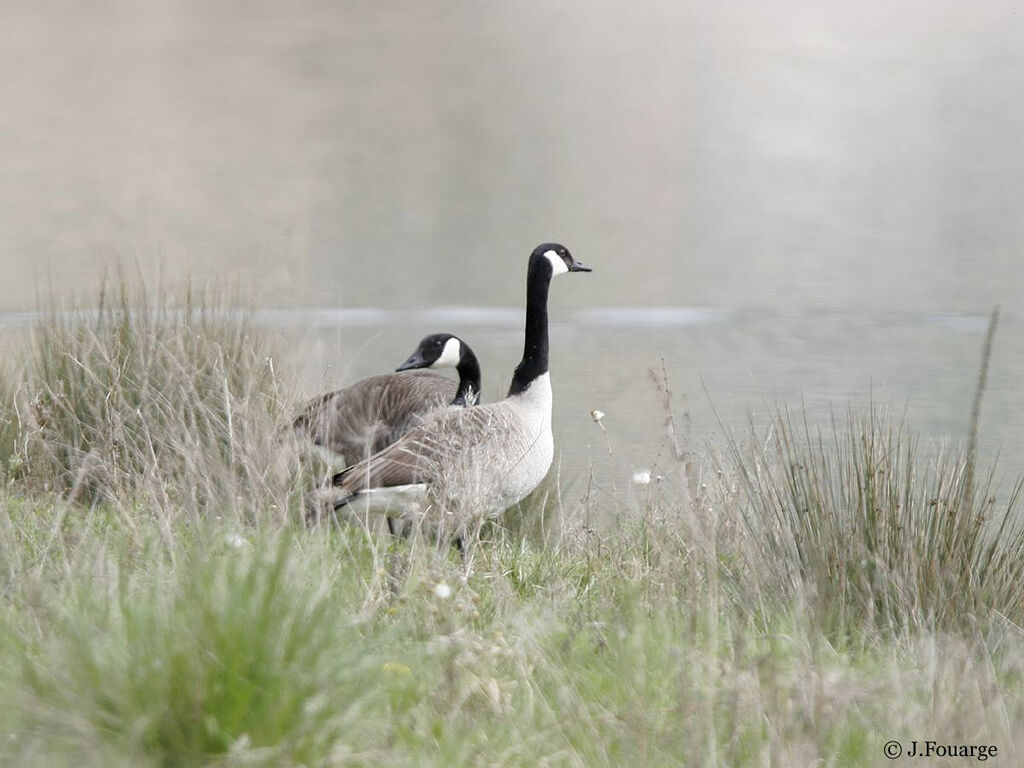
2, 0, 1022, 494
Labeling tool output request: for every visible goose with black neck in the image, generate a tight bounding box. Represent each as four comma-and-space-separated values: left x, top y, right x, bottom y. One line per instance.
327, 242, 591, 532
294, 332, 481, 467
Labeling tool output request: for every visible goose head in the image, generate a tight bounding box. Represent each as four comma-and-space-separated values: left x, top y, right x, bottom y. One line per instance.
531, 242, 591, 278
395, 333, 467, 372
396, 333, 481, 406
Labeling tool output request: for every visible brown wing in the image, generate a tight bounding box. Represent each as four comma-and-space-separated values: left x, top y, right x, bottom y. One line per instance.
293, 371, 457, 464
331, 404, 513, 492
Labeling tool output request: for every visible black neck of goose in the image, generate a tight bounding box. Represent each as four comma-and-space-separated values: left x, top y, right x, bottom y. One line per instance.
452, 348, 481, 406
508, 258, 551, 396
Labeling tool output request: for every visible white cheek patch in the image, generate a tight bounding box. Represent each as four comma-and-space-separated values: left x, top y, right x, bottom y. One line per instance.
544, 249, 569, 276
431, 337, 462, 368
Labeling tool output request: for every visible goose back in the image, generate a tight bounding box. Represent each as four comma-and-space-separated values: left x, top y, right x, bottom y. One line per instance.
294, 371, 457, 466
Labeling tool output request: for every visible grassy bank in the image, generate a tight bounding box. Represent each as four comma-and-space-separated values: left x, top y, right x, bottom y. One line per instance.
0, 283, 1022, 766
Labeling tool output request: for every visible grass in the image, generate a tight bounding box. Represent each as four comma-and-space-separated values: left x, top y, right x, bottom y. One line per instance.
8, 275, 305, 524
725, 407, 1024, 641
0, 282, 1022, 766
0, 371, 18, 483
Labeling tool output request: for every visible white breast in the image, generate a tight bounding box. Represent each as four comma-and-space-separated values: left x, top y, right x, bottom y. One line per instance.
480, 372, 554, 510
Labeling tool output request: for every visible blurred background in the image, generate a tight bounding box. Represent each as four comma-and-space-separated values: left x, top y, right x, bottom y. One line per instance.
2, 0, 1022, 492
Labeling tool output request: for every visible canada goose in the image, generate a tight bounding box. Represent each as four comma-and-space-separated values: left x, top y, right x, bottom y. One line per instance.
327, 243, 590, 531
293, 333, 481, 467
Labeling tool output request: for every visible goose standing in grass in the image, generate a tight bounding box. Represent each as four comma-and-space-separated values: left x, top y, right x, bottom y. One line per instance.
326, 243, 590, 535
293, 333, 481, 467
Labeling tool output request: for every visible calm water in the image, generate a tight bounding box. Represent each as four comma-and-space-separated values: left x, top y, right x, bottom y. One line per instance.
2, 1, 1022, 491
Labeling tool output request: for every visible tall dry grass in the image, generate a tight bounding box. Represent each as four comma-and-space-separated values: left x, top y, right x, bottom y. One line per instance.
710, 306, 1024, 640
0, 372, 18, 483
8, 276, 305, 524
722, 408, 1024, 640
